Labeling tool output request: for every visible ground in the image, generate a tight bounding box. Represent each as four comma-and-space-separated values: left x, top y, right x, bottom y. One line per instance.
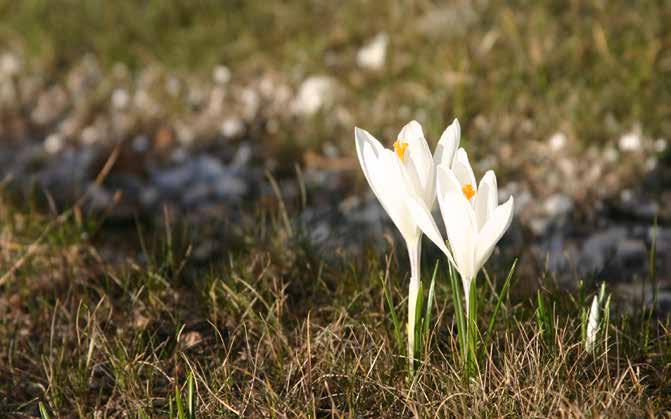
0, 1, 671, 417
1, 198, 670, 416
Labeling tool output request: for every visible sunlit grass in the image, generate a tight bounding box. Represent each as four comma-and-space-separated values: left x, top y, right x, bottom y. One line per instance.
0, 194, 669, 416
0, 1, 670, 416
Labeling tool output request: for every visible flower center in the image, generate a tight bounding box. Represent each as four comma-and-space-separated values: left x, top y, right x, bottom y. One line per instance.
462, 183, 475, 200
393, 139, 408, 162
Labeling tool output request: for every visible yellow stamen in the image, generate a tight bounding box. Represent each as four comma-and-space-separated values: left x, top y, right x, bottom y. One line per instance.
394, 139, 409, 161
462, 183, 475, 200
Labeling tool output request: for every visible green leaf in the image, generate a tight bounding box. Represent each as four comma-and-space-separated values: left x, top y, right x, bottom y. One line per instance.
380, 274, 403, 352
38, 402, 51, 419
423, 261, 439, 343
580, 307, 587, 343
577, 279, 585, 308
176, 383, 185, 419
414, 280, 424, 361
598, 282, 606, 306
603, 294, 612, 352
536, 289, 548, 336
187, 371, 196, 419
650, 216, 658, 309
483, 259, 517, 351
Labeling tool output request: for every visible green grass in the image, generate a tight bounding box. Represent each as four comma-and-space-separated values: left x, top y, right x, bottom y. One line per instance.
0, 195, 669, 416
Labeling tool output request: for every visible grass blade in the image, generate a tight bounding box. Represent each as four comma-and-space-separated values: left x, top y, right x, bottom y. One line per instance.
423, 260, 439, 343
187, 371, 196, 419
176, 383, 185, 419
603, 294, 611, 353
380, 274, 403, 352
483, 259, 517, 351
581, 306, 587, 343
38, 402, 51, 419
536, 290, 547, 334
414, 280, 424, 362
650, 216, 657, 311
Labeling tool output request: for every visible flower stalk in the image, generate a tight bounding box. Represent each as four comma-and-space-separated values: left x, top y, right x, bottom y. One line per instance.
354, 120, 459, 376
408, 128, 515, 376
354, 118, 514, 376
406, 237, 421, 371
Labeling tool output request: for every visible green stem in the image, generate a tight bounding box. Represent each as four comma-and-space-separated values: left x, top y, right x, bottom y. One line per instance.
465, 274, 477, 376
406, 235, 421, 374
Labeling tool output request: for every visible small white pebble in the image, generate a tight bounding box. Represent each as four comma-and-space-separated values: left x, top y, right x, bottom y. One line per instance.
111, 88, 130, 110
240, 87, 259, 118
645, 157, 657, 171
221, 117, 243, 138
654, 138, 667, 153
618, 130, 641, 152
80, 126, 99, 145
213, 65, 231, 84
548, 132, 567, 151
543, 194, 573, 217
0, 53, 21, 77
44, 134, 64, 154
356, 33, 388, 71
291, 76, 336, 116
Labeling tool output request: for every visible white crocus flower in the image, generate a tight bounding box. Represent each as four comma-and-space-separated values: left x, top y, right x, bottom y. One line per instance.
585, 295, 600, 352
413, 147, 514, 318
354, 119, 459, 367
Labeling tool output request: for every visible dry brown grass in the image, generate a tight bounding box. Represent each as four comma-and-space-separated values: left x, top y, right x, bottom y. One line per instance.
0, 196, 669, 417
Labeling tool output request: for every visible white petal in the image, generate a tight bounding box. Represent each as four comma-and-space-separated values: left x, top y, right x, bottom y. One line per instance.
355, 128, 418, 243
586, 296, 600, 351
397, 120, 424, 143
474, 170, 497, 230
439, 190, 478, 281
399, 121, 434, 205
355, 127, 385, 195
361, 145, 400, 220
483, 170, 498, 215
436, 164, 463, 203
452, 148, 477, 195
406, 196, 454, 265
474, 196, 514, 273
400, 154, 424, 199
377, 150, 420, 242
434, 118, 460, 168
424, 162, 437, 208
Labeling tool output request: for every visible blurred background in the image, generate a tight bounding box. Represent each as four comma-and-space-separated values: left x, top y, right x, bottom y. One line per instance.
0, 0, 670, 296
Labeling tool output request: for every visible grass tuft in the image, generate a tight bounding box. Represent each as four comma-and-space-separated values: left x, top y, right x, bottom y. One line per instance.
0, 195, 669, 416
